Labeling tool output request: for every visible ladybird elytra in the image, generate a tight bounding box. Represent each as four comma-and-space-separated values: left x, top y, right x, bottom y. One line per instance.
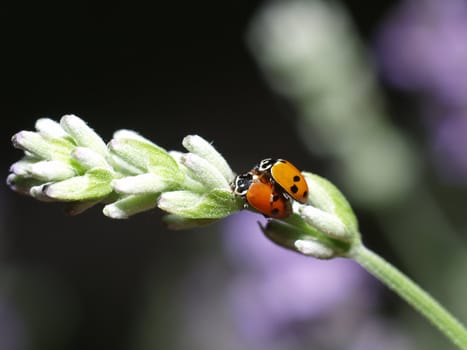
253, 158, 309, 204
245, 180, 292, 219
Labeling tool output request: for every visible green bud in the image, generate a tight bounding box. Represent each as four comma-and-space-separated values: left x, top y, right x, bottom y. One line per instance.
71, 147, 112, 171
60, 115, 107, 156
294, 239, 335, 259
12, 131, 73, 162
182, 135, 235, 183
180, 153, 230, 190
297, 204, 349, 241
103, 193, 159, 219
262, 214, 350, 258
107, 153, 144, 175
302, 172, 359, 240
158, 189, 243, 219
35, 118, 72, 141
27, 160, 76, 181
113, 129, 153, 143
169, 151, 207, 192
112, 173, 177, 195
10, 158, 38, 177
108, 138, 182, 182
43, 168, 114, 201
7, 174, 44, 196
30, 184, 57, 202
261, 172, 359, 259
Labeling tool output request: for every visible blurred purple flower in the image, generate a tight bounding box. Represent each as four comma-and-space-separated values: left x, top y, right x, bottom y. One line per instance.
222, 211, 379, 343
376, 0, 467, 107
429, 113, 467, 181
376, 0, 467, 181
0, 296, 26, 350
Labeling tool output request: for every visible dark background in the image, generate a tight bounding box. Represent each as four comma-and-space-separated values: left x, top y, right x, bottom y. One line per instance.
2, 1, 396, 350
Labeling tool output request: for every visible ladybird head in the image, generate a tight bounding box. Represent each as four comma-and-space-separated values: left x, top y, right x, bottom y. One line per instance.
231, 172, 253, 196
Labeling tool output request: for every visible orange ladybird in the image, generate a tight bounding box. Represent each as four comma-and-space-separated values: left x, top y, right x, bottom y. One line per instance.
232, 172, 292, 219
254, 158, 309, 204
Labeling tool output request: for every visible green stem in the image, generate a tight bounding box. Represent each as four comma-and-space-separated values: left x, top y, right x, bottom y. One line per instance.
350, 244, 467, 350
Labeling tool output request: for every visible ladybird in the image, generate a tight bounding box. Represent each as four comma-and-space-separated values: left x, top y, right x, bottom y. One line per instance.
254, 158, 309, 204
246, 180, 292, 219
232, 172, 292, 219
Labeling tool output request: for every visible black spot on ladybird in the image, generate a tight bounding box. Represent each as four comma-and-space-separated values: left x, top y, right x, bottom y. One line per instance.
303, 190, 308, 198
272, 194, 280, 202
293, 175, 300, 182
290, 184, 299, 194
271, 208, 279, 215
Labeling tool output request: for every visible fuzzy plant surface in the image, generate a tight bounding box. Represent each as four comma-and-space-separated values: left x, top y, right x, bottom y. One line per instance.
7, 115, 467, 350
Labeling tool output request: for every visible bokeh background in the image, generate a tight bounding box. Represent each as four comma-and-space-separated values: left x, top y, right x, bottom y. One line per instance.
2, 0, 467, 349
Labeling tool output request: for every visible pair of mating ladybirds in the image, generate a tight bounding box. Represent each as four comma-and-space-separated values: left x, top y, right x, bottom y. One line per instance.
232, 158, 309, 219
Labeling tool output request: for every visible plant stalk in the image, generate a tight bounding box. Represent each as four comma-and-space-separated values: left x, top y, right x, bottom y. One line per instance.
350, 244, 467, 350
